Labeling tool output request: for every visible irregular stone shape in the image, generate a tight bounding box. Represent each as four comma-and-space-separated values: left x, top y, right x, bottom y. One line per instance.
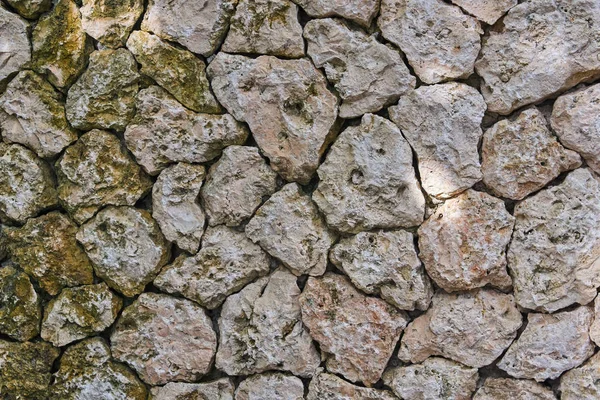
31, 0, 92, 89
66, 49, 139, 132
0, 265, 41, 341
383, 357, 479, 400
127, 31, 221, 113
76, 206, 170, 297
418, 190, 514, 292
41, 283, 122, 347
51, 338, 147, 400
141, 0, 237, 56
475, 0, 600, 115
507, 168, 600, 312
0, 7, 30, 84
5, 0, 50, 19
81, 0, 144, 48
378, 0, 481, 84
551, 83, 600, 175
389, 83, 486, 199
56, 130, 152, 224
201, 146, 278, 227
152, 163, 206, 254
291, 0, 379, 27
313, 114, 424, 233
300, 273, 408, 385
398, 289, 522, 368
223, 0, 304, 58
474, 378, 556, 400
590, 296, 600, 346
330, 230, 432, 311
482, 108, 581, 200
499, 306, 595, 381
0, 143, 57, 223
560, 352, 600, 400
246, 183, 336, 276
155, 225, 270, 309
306, 370, 397, 400
4, 212, 94, 295
208, 53, 338, 184
450, 0, 516, 25
125, 86, 248, 175
235, 373, 304, 400
304, 19, 415, 119
216, 268, 320, 377
151, 379, 235, 400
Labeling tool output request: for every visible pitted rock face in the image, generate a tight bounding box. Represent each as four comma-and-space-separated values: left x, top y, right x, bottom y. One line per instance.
306, 370, 398, 400
0, 7, 30, 84
473, 378, 556, 400
291, 0, 379, 27
5, 0, 50, 19
450, 0, 516, 25
560, 352, 600, 400
235, 373, 304, 400
590, 296, 600, 346
151, 379, 235, 400
0, 265, 41, 342
81, 0, 144, 48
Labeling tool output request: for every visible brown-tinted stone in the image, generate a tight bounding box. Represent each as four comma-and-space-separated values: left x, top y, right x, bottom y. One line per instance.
0, 265, 41, 341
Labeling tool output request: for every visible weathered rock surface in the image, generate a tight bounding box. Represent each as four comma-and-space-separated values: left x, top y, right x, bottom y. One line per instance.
482, 108, 581, 200
378, 0, 482, 84
398, 289, 522, 368
450, 0, 516, 25
207, 53, 338, 184
330, 229, 432, 311
1, 7, 30, 85
560, 352, 600, 400
56, 130, 152, 224
235, 373, 304, 400
292, 0, 379, 27
125, 86, 248, 175
216, 268, 320, 377
111, 293, 217, 385
41, 283, 122, 347
5, 0, 50, 19
201, 145, 278, 227
81, 0, 144, 48
76, 206, 170, 297
246, 183, 336, 276
475, 0, 600, 115
151, 379, 235, 400
389, 82, 486, 199
507, 168, 600, 312
590, 296, 600, 346
300, 273, 408, 385
499, 306, 595, 381
0, 265, 41, 341
154, 225, 271, 309
152, 163, 206, 253
383, 357, 479, 400
306, 370, 397, 400
473, 378, 556, 400
66, 49, 139, 132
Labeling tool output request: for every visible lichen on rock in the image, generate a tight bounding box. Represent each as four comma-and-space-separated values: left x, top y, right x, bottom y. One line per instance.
151, 379, 235, 400
0, 265, 41, 342
5, 0, 51, 19
81, 0, 144, 48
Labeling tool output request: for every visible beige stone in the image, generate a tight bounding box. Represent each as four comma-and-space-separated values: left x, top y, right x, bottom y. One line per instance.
235, 373, 304, 400
151, 379, 235, 400
474, 378, 556, 400
292, 0, 379, 27
0, 265, 41, 342
0, 6, 30, 83
81, 0, 144, 48
450, 0, 516, 25
590, 295, 600, 346
560, 352, 600, 400
306, 369, 397, 400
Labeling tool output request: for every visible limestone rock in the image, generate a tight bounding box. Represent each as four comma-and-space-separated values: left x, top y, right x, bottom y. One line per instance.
141, 0, 237, 56
4, 212, 93, 295
299, 273, 408, 385
313, 114, 424, 233
66, 49, 139, 132
127, 31, 221, 113
560, 352, 600, 400
482, 108, 581, 200
0, 7, 30, 84
111, 293, 217, 385
291, 0, 379, 27
507, 168, 600, 312
81, 0, 144, 48
0, 265, 41, 341
216, 268, 320, 377
41, 283, 122, 347
56, 130, 152, 224
201, 145, 278, 227
154, 225, 271, 309
398, 289, 522, 368
330, 230, 432, 311
306, 369, 397, 400
235, 373, 304, 400
590, 296, 600, 346
450, 0, 516, 25
152, 163, 206, 253
475, 0, 600, 115
378, 0, 481, 84
76, 206, 170, 297
151, 379, 235, 400
383, 357, 479, 400
125, 86, 248, 175
207, 53, 338, 184
499, 306, 595, 381
474, 378, 556, 400
5, 0, 50, 19
245, 183, 336, 276
389, 82, 486, 199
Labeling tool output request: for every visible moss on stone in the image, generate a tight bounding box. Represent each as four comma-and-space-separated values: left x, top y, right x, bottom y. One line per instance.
0, 265, 41, 341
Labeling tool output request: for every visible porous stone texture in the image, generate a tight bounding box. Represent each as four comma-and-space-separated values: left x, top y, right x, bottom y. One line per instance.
450, 0, 516, 25
5, 0, 50, 19
235, 373, 304, 400
590, 295, 600, 346
560, 352, 600, 400
151, 379, 235, 400
0, 265, 41, 341
0, 7, 30, 84
306, 370, 397, 400
473, 378, 556, 400
80, 0, 144, 48
291, 0, 379, 27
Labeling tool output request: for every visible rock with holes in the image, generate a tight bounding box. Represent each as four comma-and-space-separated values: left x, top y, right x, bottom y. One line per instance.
235, 373, 304, 400
474, 378, 556, 400
5, 0, 50, 19
151, 379, 235, 400
0, 7, 30, 84
450, 0, 516, 25
0, 265, 41, 342
560, 352, 600, 400
291, 0, 379, 27
590, 296, 600, 346
81, 0, 144, 48
306, 369, 397, 400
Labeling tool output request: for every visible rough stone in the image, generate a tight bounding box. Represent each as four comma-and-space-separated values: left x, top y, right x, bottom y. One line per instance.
330, 229, 432, 311
5, 0, 50, 19
590, 296, 600, 346
246, 183, 336, 276
507, 168, 600, 312
235, 373, 304, 400
299, 273, 408, 385
475, 0, 600, 115
216, 268, 320, 377
125, 86, 248, 175
81, 0, 144, 48
0, 265, 41, 341
313, 114, 425, 233
389, 82, 486, 199
450, 0, 516, 25
499, 306, 595, 381
76, 206, 170, 297
398, 289, 522, 368
473, 378, 556, 400
482, 108, 581, 200
560, 352, 600, 400
0, 7, 30, 84
111, 293, 217, 385
291, 0, 379, 27
151, 379, 235, 400
306, 369, 397, 400
207, 53, 338, 184
201, 145, 278, 227
154, 225, 271, 309
56, 130, 152, 224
